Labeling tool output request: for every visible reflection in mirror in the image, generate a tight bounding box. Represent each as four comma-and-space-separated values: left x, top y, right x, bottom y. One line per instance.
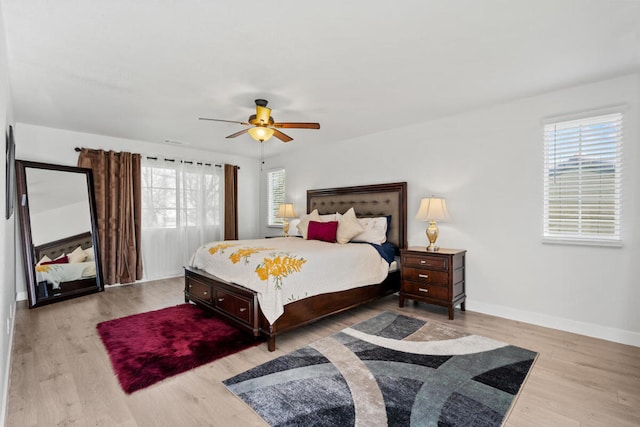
16, 160, 104, 308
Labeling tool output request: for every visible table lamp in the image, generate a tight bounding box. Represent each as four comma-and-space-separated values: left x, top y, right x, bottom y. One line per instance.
415, 197, 449, 251
276, 203, 298, 237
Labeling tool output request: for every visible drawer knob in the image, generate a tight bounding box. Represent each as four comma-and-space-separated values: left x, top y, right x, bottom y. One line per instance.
420, 260, 426, 264
419, 288, 429, 293
239, 308, 247, 312
189, 285, 192, 289
218, 298, 224, 302
418, 274, 429, 279
203, 291, 208, 296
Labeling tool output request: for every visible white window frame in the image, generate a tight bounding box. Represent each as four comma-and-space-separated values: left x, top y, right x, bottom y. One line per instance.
542, 109, 623, 247
266, 168, 286, 227
141, 160, 222, 229
142, 163, 179, 229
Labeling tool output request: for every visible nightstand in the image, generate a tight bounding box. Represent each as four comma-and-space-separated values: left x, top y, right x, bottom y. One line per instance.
399, 247, 466, 320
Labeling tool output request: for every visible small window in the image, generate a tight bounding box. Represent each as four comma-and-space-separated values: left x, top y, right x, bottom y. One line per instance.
543, 111, 623, 246
267, 169, 286, 227
142, 165, 178, 228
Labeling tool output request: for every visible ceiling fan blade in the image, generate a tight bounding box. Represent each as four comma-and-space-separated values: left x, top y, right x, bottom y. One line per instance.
272, 122, 321, 129
199, 118, 250, 126
272, 129, 293, 143
226, 129, 249, 139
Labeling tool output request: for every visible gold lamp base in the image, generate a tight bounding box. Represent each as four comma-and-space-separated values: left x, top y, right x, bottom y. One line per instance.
282, 220, 290, 237
426, 220, 439, 251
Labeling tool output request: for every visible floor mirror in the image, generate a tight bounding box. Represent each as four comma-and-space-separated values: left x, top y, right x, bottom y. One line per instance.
15, 160, 104, 308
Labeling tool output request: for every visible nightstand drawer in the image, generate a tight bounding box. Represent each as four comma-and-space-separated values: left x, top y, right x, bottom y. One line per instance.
214, 289, 252, 324
402, 282, 449, 300
186, 279, 211, 302
402, 267, 449, 285
403, 254, 448, 271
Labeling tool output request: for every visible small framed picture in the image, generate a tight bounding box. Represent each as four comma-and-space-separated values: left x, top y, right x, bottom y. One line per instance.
5, 125, 15, 219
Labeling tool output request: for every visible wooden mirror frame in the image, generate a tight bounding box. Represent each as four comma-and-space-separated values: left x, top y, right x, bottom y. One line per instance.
15, 160, 104, 308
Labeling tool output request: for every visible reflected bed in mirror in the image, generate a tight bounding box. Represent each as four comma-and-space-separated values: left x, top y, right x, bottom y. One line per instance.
16, 160, 104, 308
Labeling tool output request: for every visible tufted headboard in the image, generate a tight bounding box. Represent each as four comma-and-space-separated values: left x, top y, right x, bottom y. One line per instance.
34, 231, 93, 261
307, 182, 407, 253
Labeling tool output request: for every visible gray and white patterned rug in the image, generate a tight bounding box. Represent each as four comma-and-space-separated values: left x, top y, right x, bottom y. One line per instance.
224, 311, 537, 426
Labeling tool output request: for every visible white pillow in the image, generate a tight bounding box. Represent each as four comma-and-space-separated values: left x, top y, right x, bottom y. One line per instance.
318, 213, 337, 222
288, 219, 302, 236
352, 216, 388, 245
84, 246, 95, 261
37, 255, 52, 266
335, 208, 365, 244
68, 246, 88, 263
296, 210, 321, 239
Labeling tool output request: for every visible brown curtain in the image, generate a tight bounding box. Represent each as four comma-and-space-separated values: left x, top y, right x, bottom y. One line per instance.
224, 164, 239, 240
78, 148, 143, 284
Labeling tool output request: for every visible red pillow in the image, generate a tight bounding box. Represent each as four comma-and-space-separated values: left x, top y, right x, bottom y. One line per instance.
307, 220, 339, 243
41, 255, 69, 265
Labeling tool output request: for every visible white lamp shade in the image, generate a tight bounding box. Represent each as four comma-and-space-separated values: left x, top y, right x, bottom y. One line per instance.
415, 197, 449, 221
277, 203, 298, 219
248, 126, 275, 142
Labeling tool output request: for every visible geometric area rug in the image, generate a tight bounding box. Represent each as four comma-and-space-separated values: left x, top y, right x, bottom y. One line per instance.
97, 303, 264, 394
223, 311, 537, 427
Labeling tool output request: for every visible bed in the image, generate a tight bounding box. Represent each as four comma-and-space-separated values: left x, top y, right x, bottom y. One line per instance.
184, 182, 407, 351
34, 231, 97, 298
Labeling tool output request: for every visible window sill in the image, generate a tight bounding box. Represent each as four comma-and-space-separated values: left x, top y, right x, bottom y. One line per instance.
542, 237, 623, 248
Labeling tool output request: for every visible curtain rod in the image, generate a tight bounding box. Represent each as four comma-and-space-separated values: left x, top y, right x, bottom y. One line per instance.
74, 147, 236, 169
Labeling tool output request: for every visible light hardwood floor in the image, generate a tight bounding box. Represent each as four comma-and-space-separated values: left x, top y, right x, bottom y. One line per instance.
5, 277, 640, 426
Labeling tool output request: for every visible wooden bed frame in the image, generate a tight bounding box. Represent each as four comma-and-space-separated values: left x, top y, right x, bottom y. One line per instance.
34, 231, 97, 297
184, 182, 407, 351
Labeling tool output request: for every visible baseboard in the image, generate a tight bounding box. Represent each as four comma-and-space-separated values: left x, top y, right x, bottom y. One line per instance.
0, 301, 16, 427
15, 276, 180, 301
467, 299, 640, 348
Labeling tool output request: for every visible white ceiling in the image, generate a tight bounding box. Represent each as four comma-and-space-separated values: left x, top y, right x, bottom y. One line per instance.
2, 0, 639, 159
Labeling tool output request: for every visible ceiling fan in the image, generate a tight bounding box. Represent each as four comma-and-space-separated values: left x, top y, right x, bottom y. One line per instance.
199, 99, 320, 143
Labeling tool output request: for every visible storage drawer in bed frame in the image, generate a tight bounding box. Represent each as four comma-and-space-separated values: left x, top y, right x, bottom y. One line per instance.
184, 266, 260, 336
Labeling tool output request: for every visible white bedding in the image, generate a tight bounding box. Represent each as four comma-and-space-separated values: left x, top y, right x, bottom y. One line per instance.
189, 237, 390, 324
35, 261, 96, 289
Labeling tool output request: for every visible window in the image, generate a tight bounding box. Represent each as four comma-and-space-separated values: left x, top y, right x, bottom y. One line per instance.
267, 168, 286, 227
543, 111, 623, 246
141, 160, 222, 229
142, 165, 178, 228
141, 158, 223, 280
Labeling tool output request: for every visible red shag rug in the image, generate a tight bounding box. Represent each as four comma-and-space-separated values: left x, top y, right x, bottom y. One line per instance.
97, 303, 263, 393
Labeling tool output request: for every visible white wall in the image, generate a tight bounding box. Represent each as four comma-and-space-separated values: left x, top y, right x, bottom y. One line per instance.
14, 124, 262, 296
262, 73, 640, 347
0, 1, 15, 424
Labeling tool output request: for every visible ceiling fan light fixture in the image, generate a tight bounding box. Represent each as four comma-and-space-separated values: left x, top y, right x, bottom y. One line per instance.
248, 126, 275, 142
200, 98, 320, 143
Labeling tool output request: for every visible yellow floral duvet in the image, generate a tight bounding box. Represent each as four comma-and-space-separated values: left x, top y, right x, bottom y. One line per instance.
189, 237, 389, 324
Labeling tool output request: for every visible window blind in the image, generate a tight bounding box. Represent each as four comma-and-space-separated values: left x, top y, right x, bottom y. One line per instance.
267, 169, 286, 227
543, 112, 623, 245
